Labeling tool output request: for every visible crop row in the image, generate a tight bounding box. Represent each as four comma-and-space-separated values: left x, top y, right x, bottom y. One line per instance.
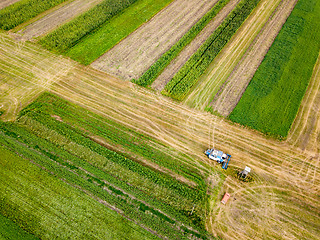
163, 0, 261, 100
229, 0, 320, 138
0, 120, 209, 239
0, 212, 39, 240
0, 145, 159, 240
133, 0, 231, 87
66, 0, 173, 65
26, 93, 209, 187
0, 0, 68, 30
39, 0, 137, 52
2, 93, 212, 231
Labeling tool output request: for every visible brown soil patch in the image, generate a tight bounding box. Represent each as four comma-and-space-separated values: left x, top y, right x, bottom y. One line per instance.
211, 0, 298, 116
151, 0, 241, 91
91, 0, 220, 80
17, 0, 104, 40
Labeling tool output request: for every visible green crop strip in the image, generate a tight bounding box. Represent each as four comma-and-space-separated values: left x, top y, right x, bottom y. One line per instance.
163, 0, 261, 101
133, 0, 231, 87
39, 0, 138, 53
0, 145, 158, 240
66, 0, 173, 65
0, 121, 209, 239
0, 212, 39, 240
0, 93, 221, 238
22, 93, 209, 187
0, 0, 68, 30
229, 0, 320, 138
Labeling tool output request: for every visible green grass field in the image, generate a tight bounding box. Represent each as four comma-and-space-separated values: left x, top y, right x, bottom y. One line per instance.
0, 92, 221, 239
0, 212, 39, 240
229, 0, 320, 138
0, 145, 158, 240
66, 0, 173, 65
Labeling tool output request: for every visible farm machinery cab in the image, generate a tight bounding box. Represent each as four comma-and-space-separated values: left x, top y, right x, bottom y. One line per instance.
205, 148, 231, 169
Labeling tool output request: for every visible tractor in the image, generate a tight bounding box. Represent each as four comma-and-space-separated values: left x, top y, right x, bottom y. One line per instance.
205, 148, 231, 169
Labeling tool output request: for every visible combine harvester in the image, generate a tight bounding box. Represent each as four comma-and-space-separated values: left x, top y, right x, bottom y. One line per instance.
205, 148, 231, 169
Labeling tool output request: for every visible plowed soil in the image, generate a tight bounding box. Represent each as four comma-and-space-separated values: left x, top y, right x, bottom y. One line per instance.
91, 0, 220, 80
17, 0, 104, 40
211, 0, 298, 116
151, 0, 241, 91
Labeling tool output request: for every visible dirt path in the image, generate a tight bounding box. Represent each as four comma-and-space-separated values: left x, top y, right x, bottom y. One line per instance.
211, 0, 298, 117
0, 0, 21, 10
16, 0, 104, 40
91, 0, 220, 80
287, 51, 320, 153
183, 0, 282, 110
151, 0, 241, 91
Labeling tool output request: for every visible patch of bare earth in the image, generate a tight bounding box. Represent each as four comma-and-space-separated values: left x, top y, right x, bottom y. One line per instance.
0, 0, 21, 10
151, 0, 241, 91
211, 0, 298, 117
91, 0, 220, 80
16, 0, 104, 40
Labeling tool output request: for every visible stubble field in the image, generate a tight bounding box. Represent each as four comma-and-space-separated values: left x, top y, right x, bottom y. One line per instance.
0, 0, 320, 239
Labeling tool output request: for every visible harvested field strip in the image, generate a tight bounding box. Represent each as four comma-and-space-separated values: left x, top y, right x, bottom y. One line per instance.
39, 0, 138, 53
0, 99, 213, 238
17, 0, 104, 40
51, 70, 320, 239
0, 212, 39, 240
0, 145, 158, 240
66, 0, 173, 65
51, 65, 320, 192
185, 0, 285, 109
0, 0, 68, 30
230, 0, 320, 138
135, 0, 232, 87
163, 0, 261, 101
211, 0, 298, 117
287, 51, 320, 152
25, 93, 209, 189
0, 33, 75, 121
91, 0, 219, 80
0, 0, 21, 10
2, 33, 320, 239
151, 0, 241, 91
